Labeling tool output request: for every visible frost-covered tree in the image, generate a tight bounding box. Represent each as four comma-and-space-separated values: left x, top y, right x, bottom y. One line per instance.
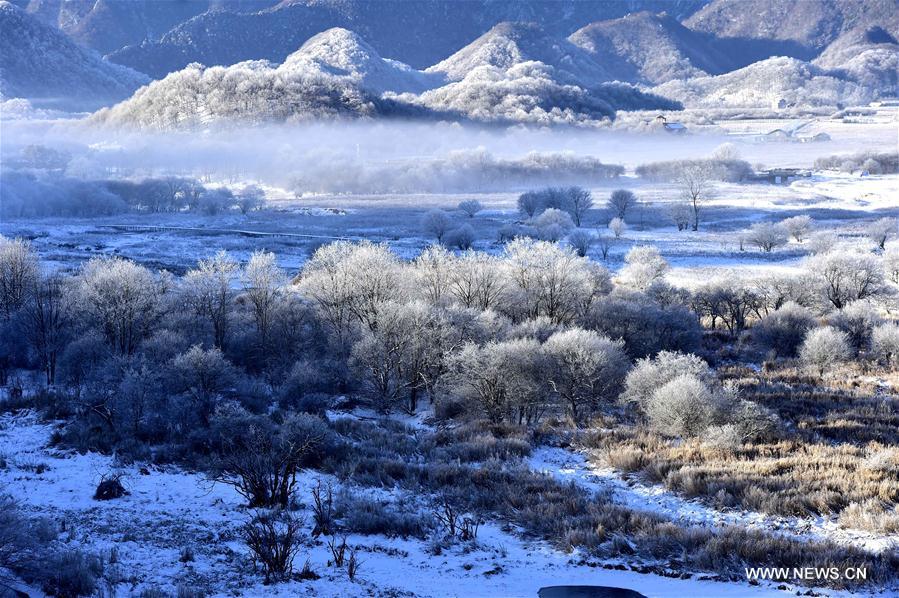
517, 191, 542, 218
503, 238, 595, 324
237, 185, 265, 214
457, 199, 483, 218
807, 231, 839, 255
421, 209, 453, 243
809, 250, 889, 309
867, 217, 896, 250
242, 250, 284, 353
668, 202, 692, 231
607, 189, 636, 220
618, 245, 668, 291
0, 237, 39, 320
565, 186, 593, 227
676, 161, 714, 231
543, 328, 628, 424
692, 279, 759, 335
171, 345, 236, 423
448, 251, 506, 311
298, 241, 403, 349
608, 217, 626, 239
799, 326, 852, 377
885, 244, 899, 285
76, 257, 160, 356
444, 338, 545, 424
182, 251, 238, 349
745, 222, 789, 252
781, 215, 813, 243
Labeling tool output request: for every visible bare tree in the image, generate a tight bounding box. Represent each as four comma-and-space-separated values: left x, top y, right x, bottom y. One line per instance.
0, 237, 39, 320
607, 189, 636, 220
810, 251, 889, 309
457, 199, 483, 218
565, 186, 593, 227
241, 510, 305, 582
21, 274, 73, 385
237, 185, 265, 214
676, 161, 714, 231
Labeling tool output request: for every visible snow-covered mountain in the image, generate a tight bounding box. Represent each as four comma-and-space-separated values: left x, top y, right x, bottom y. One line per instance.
813, 26, 898, 97
651, 56, 872, 109
0, 1, 149, 108
569, 12, 728, 84
284, 28, 443, 94
685, 0, 899, 52
425, 22, 611, 88
106, 0, 709, 79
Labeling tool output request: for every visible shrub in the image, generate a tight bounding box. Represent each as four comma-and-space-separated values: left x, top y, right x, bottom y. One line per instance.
621, 351, 712, 408
829, 301, 883, 352
93, 474, 128, 500
457, 199, 483, 217
752, 302, 817, 357
567, 230, 594, 257
644, 374, 722, 437
799, 326, 852, 377
781, 215, 813, 243
241, 510, 304, 583
745, 222, 788, 252
41, 550, 104, 598
871, 323, 899, 369
338, 494, 433, 539
444, 224, 476, 250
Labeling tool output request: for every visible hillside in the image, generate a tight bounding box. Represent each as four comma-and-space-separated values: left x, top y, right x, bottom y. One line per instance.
425, 21, 610, 87
568, 11, 727, 84
685, 0, 899, 52
651, 56, 872, 109
813, 26, 898, 97
106, 0, 708, 79
0, 1, 149, 108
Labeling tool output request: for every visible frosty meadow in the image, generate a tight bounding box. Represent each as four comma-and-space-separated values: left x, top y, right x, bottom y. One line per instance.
1, 0, 898, 597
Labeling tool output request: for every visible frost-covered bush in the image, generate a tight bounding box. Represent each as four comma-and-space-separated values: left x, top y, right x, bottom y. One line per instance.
241, 510, 305, 583
781, 215, 813, 243
867, 217, 897, 250
809, 251, 890, 309
885, 245, 899, 284
618, 246, 668, 291
621, 350, 712, 408
421, 209, 453, 242
828, 301, 883, 352
752, 302, 817, 357
586, 294, 701, 358
635, 158, 751, 183
807, 231, 839, 255
745, 222, 789, 252
542, 328, 628, 423
444, 224, 476, 249
567, 230, 594, 257
644, 374, 722, 437
799, 326, 852, 376
607, 189, 636, 219
532, 208, 574, 241
871, 323, 899, 370
814, 151, 898, 174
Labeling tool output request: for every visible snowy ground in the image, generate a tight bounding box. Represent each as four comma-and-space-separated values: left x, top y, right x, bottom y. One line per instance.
0, 411, 865, 598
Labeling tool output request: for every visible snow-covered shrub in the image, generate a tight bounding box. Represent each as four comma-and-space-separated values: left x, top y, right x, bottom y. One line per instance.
781, 215, 813, 243
421, 209, 453, 242
885, 244, 899, 284
870, 323, 899, 370
532, 208, 574, 241
618, 245, 668, 291
752, 302, 817, 357
607, 217, 626, 238
567, 229, 594, 257
607, 189, 636, 220
644, 374, 722, 437
621, 350, 712, 408
799, 326, 852, 376
444, 224, 476, 249
337, 494, 434, 538
828, 301, 884, 352
867, 217, 897, 250
39, 550, 104, 598
808, 250, 890, 309
586, 295, 701, 358
807, 231, 839, 255
542, 328, 628, 424
635, 158, 751, 183
745, 222, 789, 252
814, 150, 898, 174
